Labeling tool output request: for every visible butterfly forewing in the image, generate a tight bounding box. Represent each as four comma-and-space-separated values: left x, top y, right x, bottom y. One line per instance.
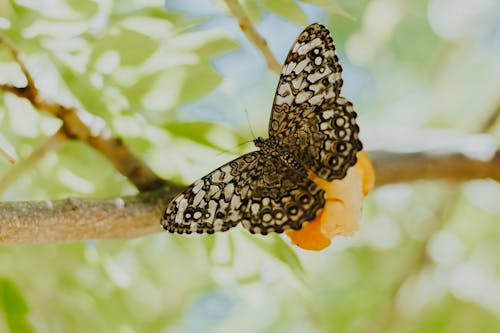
162, 152, 256, 234
270, 23, 343, 124
162, 151, 325, 234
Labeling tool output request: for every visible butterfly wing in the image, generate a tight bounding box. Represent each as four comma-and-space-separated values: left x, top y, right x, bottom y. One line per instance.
271, 23, 343, 111
162, 151, 325, 235
237, 152, 325, 235
269, 23, 362, 181
161, 152, 258, 234
277, 96, 362, 181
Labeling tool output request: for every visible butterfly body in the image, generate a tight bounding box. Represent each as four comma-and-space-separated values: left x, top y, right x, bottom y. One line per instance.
253, 137, 308, 177
162, 23, 362, 235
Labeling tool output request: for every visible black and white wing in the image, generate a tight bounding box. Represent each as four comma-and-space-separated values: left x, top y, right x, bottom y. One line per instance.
161, 152, 325, 235
271, 23, 343, 110
269, 23, 362, 181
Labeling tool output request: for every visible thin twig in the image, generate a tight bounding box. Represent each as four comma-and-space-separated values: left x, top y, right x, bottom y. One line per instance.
0, 32, 168, 192
0, 146, 15, 164
224, 0, 282, 75
0, 130, 67, 196
0, 33, 35, 88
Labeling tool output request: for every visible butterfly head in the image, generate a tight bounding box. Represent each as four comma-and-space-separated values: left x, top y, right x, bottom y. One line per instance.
253, 137, 269, 149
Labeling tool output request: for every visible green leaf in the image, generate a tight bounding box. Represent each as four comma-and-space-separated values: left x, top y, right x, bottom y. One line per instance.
90, 28, 159, 67
227, 232, 236, 266
136, 62, 221, 114
0, 279, 28, 315
241, 0, 262, 23
122, 71, 164, 111
261, 0, 308, 26
271, 237, 305, 276
203, 234, 217, 255
242, 233, 305, 278
55, 60, 110, 120
2, 2, 40, 48
0, 278, 34, 333
196, 37, 239, 58
300, 0, 356, 20
163, 121, 243, 150
66, 0, 99, 19
178, 62, 222, 105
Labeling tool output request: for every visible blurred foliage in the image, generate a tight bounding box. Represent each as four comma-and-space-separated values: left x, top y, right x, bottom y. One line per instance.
0, 0, 499, 332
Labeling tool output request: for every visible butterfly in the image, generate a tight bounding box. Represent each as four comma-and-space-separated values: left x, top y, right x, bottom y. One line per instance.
161, 23, 362, 235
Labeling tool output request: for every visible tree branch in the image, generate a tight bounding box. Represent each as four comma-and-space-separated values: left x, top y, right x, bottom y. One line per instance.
224, 0, 282, 75
371, 150, 500, 186
0, 33, 167, 192
1, 150, 498, 244
0, 186, 182, 244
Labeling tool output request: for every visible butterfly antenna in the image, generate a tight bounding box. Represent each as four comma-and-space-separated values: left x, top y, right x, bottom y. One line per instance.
244, 108, 257, 140
215, 140, 253, 157
215, 107, 256, 158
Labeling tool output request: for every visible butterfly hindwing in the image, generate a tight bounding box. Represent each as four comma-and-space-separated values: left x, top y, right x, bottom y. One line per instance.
274, 96, 362, 181
237, 152, 325, 234
161, 151, 325, 235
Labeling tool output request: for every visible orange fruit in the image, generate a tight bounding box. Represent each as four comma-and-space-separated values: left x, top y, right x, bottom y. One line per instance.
286, 151, 375, 251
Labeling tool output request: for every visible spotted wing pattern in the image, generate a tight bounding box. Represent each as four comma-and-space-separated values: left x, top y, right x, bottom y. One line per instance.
162, 23, 363, 235
269, 23, 362, 181
161, 151, 325, 235
272, 23, 343, 111
271, 96, 362, 181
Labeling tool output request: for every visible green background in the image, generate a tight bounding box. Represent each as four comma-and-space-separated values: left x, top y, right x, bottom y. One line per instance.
1, 0, 499, 332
